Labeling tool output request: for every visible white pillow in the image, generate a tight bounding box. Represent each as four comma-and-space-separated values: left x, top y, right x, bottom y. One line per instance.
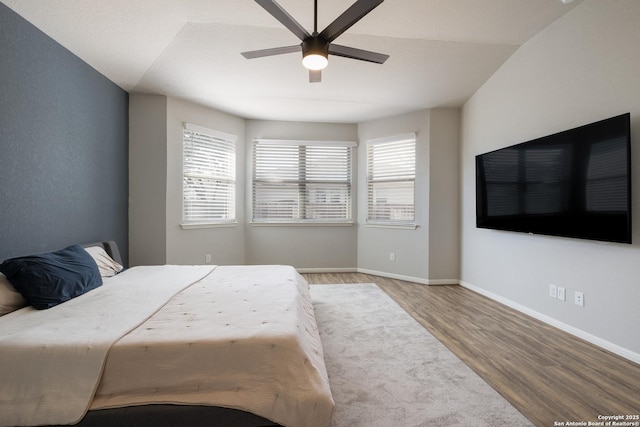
83, 246, 124, 278
0, 273, 28, 315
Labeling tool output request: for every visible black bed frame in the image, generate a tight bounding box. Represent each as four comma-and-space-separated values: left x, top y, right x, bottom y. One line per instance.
51, 405, 279, 427
83, 241, 123, 265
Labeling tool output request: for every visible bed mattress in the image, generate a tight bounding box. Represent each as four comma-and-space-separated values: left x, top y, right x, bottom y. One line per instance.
0, 264, 334, 427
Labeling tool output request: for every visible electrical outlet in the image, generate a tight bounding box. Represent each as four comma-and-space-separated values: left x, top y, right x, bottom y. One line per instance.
557, 287, 566, 301
389, 252, 396, 262
549, 284, 557, 298
205, 254, 212, 264
574, 291, 584, 307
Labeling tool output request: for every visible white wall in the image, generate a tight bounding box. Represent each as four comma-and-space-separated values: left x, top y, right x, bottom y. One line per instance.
357, 110, 431, 281
129, 94, 167, 266
165, 97, 247, 265
461, 0, 640, 360
357, 109, 460, 284
129, 95, 247, 266
428, 108, 461, 282
130, 98, 360, 269
245, 120, 359, 270
130, 98, 460, 276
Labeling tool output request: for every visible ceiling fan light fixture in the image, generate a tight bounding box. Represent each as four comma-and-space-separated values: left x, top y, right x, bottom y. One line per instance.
302, 53, 328, 70
302, 37, 329, 70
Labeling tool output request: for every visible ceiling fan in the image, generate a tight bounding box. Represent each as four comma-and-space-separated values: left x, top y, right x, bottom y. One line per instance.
241, 0, 389, 83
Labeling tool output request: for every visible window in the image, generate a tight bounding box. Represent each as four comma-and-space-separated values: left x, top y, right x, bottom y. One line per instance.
366, 133, 416, 225
182, 123, 236, 227
252, 139, 355, 224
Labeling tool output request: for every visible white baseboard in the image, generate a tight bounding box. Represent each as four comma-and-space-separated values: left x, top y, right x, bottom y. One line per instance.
296, 267, 358, 274
357, 268, 460, 286
297, 267, 458, 286
459, 280, 640, 365
356, 268, 430, 285
298, 268, 639, 364
426, 278, 461, 286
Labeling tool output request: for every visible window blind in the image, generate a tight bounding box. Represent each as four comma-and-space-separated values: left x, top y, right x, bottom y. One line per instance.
182, 123, 236, 225
252, 139, 354, 223
366, 133, 416, 224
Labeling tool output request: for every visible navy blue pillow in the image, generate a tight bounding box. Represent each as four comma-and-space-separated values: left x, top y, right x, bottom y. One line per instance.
0, 245, 102, 310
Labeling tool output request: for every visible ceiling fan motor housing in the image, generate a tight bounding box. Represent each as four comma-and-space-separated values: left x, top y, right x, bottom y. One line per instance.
302, 37, 329, 59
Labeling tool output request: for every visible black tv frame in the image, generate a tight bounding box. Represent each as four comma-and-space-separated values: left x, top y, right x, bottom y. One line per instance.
476, 113, 632, 244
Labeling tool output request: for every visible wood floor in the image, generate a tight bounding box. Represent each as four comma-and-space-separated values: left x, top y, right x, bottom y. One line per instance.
302, 272, 640, 427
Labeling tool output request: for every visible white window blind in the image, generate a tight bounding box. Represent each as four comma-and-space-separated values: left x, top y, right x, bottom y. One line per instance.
182, 123, 236, 226
252, 139, 355, 223
366, 133, 416, 225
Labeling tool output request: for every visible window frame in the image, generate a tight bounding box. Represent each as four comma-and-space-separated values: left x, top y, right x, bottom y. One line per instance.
366, 132, 417, 228
181, 122, 237, 229
251, 139, 356, 225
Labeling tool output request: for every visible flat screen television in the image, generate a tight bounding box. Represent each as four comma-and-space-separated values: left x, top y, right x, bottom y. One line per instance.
476, 113, 631, 243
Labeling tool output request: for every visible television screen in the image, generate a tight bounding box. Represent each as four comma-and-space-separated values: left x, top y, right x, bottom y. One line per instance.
476, 113, 631, 243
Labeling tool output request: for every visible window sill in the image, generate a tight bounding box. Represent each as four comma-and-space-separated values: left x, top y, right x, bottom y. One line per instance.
181, 222, 238, 230
365, 222, 419, 230
250, 221, 354, 227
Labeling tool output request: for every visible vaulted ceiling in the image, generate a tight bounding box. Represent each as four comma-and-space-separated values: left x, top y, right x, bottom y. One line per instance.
2, 0, 581, 122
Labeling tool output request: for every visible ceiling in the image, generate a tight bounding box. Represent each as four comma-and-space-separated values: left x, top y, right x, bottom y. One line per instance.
2, 0, 582, 123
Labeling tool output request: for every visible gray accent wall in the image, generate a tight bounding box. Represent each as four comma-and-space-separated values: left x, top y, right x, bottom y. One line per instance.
0, 3, 129, 263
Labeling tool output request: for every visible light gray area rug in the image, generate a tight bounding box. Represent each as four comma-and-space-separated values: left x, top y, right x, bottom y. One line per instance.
310, 284, 532, 427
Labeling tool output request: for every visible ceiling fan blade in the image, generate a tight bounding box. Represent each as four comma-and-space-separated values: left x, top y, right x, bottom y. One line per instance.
309, 69, 322, 83
255, 0, 311, 41
328, 44, 389, 64
319, 0, 384, 43
241, 45, 301, 59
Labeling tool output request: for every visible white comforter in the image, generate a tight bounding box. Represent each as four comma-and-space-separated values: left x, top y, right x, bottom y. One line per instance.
0, 265, 334, 427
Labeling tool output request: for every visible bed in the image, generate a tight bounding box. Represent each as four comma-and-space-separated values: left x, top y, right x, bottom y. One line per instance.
0, 242, 334, 427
